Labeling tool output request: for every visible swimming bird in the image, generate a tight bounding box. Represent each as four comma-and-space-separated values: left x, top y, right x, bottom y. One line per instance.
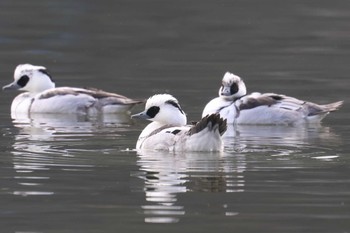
202, 72, 343, 125
3, 64, 143, 115
132, 94, 227, 152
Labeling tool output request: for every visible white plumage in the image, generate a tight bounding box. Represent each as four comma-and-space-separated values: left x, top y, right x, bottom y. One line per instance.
3, 64, 143, 115
203, 72, 343, 125
132, 94, 227, 152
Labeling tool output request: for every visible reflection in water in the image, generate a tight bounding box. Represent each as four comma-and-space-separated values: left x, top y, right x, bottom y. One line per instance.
11, 112, 132, 152
134, 123, 341, 223
12, 111, 132, 128
135, 151, 246, 223
223, 124, 341, 156
0, 0, 348, 231
9, 113, 132, 197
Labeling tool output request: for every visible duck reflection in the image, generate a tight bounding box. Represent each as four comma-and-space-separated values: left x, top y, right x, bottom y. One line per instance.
135, 150, 246, 223
11, 112, 132, 151
135, 123, 341, 223
223, 124, 341, 149
8, 112, 132, 197
12, 111, 132, 128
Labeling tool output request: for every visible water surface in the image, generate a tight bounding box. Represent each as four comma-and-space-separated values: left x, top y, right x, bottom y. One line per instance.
0, 0, 349, 232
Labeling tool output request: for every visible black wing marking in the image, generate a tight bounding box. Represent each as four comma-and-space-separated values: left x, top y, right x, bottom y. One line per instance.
239, 94, 284, 110
188, 114, 227, 136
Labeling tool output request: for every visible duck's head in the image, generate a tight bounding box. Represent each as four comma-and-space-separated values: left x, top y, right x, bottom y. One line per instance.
3, 64, 55, 93
132, 94, 187, 126
219, 72, 247, 100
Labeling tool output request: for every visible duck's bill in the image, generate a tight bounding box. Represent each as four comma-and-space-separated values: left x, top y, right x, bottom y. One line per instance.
220, 86, 231, 96
3, 82, 20, 91
131, 111, 151, 120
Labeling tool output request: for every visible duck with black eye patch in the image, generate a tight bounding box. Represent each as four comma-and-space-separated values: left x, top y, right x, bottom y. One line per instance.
202, 72, 343, 125
132, 93, 227, 152
2, 64, 144, 116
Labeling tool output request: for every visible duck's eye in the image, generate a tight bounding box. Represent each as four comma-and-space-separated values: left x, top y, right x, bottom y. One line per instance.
146, 106, 160, 118
230, 83, 239, 95
17, 75, 29, 87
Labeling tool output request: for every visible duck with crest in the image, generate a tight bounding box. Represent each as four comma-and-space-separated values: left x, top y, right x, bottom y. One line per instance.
3, 64, 144, 115
132, 94, 227, 152
202, 72, 343, 125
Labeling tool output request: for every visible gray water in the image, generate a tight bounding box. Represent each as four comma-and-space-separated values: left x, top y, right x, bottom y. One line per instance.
1, 1, 350, 232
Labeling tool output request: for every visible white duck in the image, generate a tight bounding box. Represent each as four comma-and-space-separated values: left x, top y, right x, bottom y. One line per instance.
202, 72, 343, 125
132, 94, 227, 152
3, 64, 144, 115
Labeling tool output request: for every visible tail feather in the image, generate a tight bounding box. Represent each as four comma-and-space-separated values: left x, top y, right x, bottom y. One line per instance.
188, 114, 227, 136
320, 101, 343, 112
307, 100, 343, 117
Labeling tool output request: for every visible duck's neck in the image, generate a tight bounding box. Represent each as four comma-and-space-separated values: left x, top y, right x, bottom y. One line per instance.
233, 94, 247, 102
220, 94, 246, 102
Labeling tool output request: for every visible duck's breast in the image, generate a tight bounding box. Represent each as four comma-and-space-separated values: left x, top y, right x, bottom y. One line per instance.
10, 93, 34, 113
137, 124, 189, 151
138, 132, 176, 151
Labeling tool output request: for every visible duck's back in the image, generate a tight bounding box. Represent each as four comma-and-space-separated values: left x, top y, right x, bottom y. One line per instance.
15, 87, 142, 114
31, 88, 96, 114
236, 93, 343, 125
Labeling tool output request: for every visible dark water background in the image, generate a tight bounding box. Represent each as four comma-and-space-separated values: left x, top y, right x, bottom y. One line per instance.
0, 1, 350, 232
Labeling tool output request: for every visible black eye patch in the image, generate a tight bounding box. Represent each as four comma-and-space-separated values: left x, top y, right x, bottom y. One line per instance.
146, 106, 160, 118
166, 100, 184, 114
17, 75, 30, 87
230, 83, 239, 95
